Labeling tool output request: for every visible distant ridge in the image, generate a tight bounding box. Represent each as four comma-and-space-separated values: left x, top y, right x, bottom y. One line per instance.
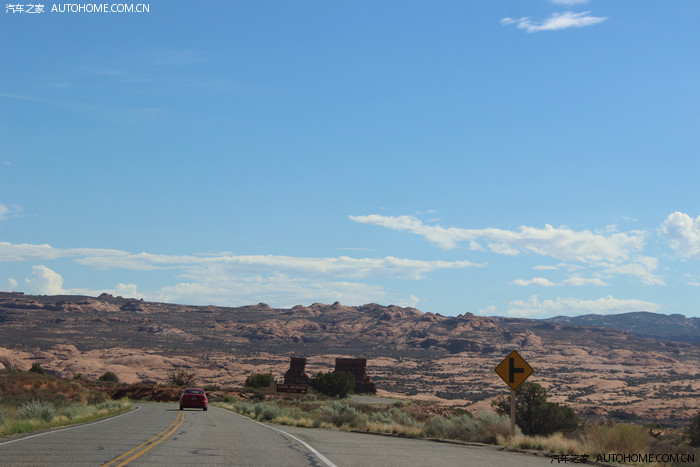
2, 292, 700, 424
546, 311, 700, 343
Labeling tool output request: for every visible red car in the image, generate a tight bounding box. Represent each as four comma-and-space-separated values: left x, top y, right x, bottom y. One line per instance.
179, 388, 208, 411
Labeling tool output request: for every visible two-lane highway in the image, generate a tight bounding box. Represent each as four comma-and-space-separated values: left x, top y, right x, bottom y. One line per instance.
0, 403, 552, 466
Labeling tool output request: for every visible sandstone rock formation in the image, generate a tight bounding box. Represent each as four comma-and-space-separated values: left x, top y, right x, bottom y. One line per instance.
335, 357, 376, 394
283, 357, 310, 385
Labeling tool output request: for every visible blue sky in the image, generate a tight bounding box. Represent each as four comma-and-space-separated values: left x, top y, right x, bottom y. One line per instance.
1, 1, 699, 318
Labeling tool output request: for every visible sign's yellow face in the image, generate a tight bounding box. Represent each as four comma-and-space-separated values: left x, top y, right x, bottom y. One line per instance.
495, 350, 534, 390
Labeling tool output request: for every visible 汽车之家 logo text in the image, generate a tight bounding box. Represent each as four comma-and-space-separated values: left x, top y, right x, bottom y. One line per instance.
6, 4, 150, 13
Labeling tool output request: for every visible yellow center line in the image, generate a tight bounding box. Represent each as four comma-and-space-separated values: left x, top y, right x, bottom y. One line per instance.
101, 410, 184, 467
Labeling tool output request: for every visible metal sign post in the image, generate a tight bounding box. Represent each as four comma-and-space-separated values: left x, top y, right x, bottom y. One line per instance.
495, 350, 534, 438
510, 388, 516, 437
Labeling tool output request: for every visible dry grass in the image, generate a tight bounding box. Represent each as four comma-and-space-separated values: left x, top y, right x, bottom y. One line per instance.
366, 421, 424, 437
0, 400, 132, 437
498, 432, 582, 454
581, 422, 651, 455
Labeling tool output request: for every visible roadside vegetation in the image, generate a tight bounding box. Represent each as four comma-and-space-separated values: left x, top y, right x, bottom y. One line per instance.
216, 381, 700, 466
217, 394, 515, 443
0, 366, 132, 438
244, 372, 276, 389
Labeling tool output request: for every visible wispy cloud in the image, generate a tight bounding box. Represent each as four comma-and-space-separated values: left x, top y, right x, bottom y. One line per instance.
350, 214, 644, 263
512, 276, 609, 287
0, 242, 480, 280
350, 214, 663, 286
0, 241, 483, 307
533, 265, 560, 271
501, 11, 608, 33
602, 256, 664, 286
561, 276, 609, 287
0, 204, 22, 221
151, 274, 391, 308
507, 294, 661, 318
512, 277, 556, 287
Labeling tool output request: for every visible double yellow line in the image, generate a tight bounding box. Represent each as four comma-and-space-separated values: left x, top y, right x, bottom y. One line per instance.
102, 410, 184, 467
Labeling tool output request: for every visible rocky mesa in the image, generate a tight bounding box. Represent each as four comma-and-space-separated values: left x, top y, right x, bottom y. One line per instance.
0, 292, 698, 426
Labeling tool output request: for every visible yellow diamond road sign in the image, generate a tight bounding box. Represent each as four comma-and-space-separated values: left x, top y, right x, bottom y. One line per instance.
495, 350, 534, 390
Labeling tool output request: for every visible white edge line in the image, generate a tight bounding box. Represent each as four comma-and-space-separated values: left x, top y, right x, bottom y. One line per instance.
232, 411, 338, 467
0, 406, 141, 446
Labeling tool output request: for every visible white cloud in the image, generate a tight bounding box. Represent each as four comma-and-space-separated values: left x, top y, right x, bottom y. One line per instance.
0, 242, 128, 263
350, 214, 469, 250
660, 212, 700, 259
24, 265, 66, 295
115, 283, 141, 297
561, 276, 609, 287
0, 242, 479, 280
0, 204, 22, 221
513, 276, 608, 287
602, 256, 664, 286
478, 305, 499, 316
0, 241, 479, 308
507, 294, 661, 318
396, 294, 421, 308
153, 274, 391, 308
7, 278, 19, 290
350, 215, 644, 264
512, 277, 556, 287
501, 11, 608, 33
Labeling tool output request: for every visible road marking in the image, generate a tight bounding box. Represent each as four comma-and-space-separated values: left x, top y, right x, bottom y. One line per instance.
234, 412, 338, 467
0, 406, 141, 446
101, 410, 184, 467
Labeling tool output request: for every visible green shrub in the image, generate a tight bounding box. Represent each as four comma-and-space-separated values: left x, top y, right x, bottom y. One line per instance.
316, 401, 368, 429
253, 402, 283, 421
99, 372, 119, 383
95, 400, 124, 411
244, 373, 275, 389
311, 371, 355, 398
370, 407, 419, 427
425, 414, 475, 440
16, 400, 56, 422
687, 411, 700, 447
167, 369, 196, 387
425, 412, 515, 443
58, 404, 92, 420
0, 408, 5, 425
474, 412, 514, 444
234, 401, 256, 416
223, 394, 237, 403
492, 382, 579, 435
29, 363, 46, 374
87, 389, 108, 404
251, 390, 266, 401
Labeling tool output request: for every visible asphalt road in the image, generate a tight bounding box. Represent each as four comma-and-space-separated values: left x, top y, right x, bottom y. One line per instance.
0, 403, 553, 466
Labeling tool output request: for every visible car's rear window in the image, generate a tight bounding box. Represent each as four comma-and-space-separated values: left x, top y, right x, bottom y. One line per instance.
184, 389, 204, 394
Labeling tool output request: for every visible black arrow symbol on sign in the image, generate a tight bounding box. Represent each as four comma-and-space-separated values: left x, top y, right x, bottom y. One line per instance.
509, 357, 524, 383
